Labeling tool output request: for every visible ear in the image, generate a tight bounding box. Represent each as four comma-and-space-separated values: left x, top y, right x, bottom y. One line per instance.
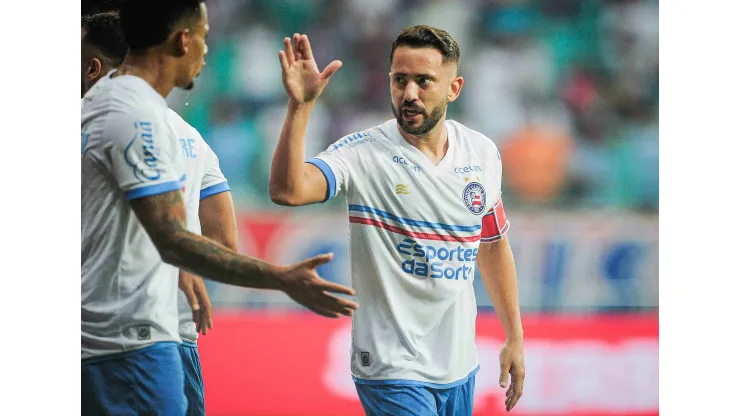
86, 58, 103, 81
448, 75, 464, 103
173, 28, 191, 57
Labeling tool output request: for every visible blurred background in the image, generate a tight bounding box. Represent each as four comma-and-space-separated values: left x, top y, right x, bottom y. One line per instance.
84, 0, 658, 415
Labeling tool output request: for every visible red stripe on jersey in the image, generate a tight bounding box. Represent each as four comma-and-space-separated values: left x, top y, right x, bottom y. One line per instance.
481, 197, 509, 241
349, 217, 481, 243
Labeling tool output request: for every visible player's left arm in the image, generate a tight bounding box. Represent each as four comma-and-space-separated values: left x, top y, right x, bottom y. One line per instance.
478, 234, 525, 412
476, 147, 525, 412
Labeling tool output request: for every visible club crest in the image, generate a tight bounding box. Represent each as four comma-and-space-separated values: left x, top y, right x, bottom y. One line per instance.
462, 182, 486, 215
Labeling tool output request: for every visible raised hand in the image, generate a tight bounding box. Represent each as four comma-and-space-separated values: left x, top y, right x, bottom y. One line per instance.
277, 253, 358, 318
278, 33, 342, 104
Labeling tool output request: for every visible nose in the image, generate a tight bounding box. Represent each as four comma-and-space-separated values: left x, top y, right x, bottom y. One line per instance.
403, 82, 420, 103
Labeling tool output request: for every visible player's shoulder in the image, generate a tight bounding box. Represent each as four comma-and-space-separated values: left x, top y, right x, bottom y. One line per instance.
166, 108, 197, 136
91, 72, 167, 115
325, 120, 395, 156
448, 120, 500, 161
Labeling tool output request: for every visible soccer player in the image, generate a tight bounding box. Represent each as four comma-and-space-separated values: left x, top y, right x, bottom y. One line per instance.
81, 1, 358, 414
269, 27, 525, 414
82, 11, 234, 414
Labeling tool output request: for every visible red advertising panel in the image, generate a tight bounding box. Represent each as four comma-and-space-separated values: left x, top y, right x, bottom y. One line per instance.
199, 313, 658, 416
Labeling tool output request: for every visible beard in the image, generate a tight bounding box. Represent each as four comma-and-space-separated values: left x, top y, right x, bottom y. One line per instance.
182, 68, 202, 91
392, 99, 447, 136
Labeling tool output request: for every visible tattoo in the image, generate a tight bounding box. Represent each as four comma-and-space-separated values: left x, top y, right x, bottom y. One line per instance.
130, 190, 279, 289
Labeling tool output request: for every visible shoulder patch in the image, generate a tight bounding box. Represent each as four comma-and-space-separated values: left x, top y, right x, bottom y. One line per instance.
326, 131, 375, 152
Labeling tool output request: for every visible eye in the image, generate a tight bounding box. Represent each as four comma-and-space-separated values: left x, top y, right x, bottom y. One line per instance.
394, 76, 406, 84
418, 77, 431, 86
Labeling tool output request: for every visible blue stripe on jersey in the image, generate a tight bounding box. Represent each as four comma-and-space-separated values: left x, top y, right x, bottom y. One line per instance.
126, 181, 181, 200
348, 204, 481, 232
306, 158, 337, 201
353, 365, 480, 389
200, 181, 230, 200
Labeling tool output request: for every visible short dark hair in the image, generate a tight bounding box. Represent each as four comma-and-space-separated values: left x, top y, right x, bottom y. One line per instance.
390, 25, 461, 69
82, 12, 128, 66
119, 0, 205, 52
82, 0, 125, 15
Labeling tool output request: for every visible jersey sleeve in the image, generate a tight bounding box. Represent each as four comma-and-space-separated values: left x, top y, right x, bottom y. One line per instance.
107, 108, 184, 200
306, 132, 364, 202
481, 143, 510, 243
199, 139, 230, 200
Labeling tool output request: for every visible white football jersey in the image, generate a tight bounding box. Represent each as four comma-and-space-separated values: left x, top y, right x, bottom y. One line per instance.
81, 72, 186, 359
167, 109, 230, 343
308, 119, 510, 386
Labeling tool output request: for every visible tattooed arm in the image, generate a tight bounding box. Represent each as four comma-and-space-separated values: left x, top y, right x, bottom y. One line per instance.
129, 190, 358, 318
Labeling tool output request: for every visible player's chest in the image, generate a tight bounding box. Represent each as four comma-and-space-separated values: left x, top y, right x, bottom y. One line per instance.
353, 149, 493, 221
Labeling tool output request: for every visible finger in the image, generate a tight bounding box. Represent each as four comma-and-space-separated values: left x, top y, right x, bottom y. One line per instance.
298, 253, 334, 269
278, 50, 289, 72
200, 307, 211, 335
507, 373, 524, 411
200, 312, 209, 335
499, 360, 511, 388
205, 302, 214, 332
306, 305, 341, 319
283, 37, 295, 66
507, 389, 522, 412
301, 34, 314, 61
292, 33, 302, 60
195, 308, 202, 333
181, 283, 201, 317
506, 389, 522, 412
316, 279, 356, 297
505, 385, 515, 411
310, 290, 358, 312
294, 33, 305, 61
321, 60, 343, 81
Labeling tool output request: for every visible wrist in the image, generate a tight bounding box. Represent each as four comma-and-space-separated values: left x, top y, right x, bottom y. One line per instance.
505, 330, 524, 345
268, 264, 289, 291
288, 99, 315, 112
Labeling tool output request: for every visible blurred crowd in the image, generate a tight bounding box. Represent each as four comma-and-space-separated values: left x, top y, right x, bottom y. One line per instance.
85, 0, 659, 213
81, 0, 658, 312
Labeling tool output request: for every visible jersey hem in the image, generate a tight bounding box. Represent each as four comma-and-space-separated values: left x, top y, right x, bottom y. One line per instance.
126, 181, 181, 200
200, 181, 230, 200
81, 341, 180, 365
306, 158, 336, 201
180, 340, 198, 348
352, 364, 480, 389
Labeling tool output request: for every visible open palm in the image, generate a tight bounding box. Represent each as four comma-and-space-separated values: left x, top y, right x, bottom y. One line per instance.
279, 34, 342, 104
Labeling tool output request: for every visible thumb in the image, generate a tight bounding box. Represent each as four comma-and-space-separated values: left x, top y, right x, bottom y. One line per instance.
499, 359, 511, 388
299, 252, 334, 270
321, 60, 342, 81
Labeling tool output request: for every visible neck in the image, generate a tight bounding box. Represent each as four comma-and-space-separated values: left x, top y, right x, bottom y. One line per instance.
116, 50, 178, 99
397, 117, 449, 159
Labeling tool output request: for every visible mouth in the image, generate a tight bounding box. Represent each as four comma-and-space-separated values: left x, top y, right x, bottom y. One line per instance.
401, 108, 424, 121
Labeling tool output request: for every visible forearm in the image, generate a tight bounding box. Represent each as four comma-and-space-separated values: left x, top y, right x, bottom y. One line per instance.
477, 238, 524, 341
131, 190, 281, 290
269, 100, 315, 204
161, 229, 282, 290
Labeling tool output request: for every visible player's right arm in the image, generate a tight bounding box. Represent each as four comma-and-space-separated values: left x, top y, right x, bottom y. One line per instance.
131, 190, 357, 318
269, 33, 342, 206
107, 108, 357, 318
